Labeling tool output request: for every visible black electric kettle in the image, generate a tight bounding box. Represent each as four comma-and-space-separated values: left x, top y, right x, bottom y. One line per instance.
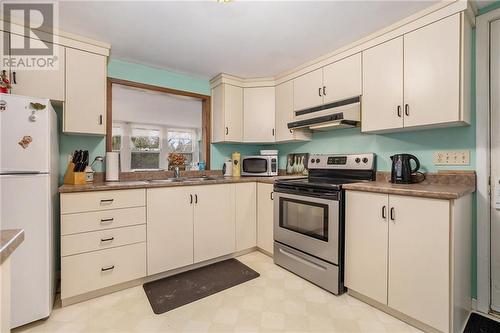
390, 154, 424, 184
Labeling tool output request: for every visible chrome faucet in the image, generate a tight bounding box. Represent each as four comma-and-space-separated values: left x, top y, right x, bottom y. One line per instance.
173, 166, 180, 178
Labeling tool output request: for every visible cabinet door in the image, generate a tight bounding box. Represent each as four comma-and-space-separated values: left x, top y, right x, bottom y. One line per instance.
275, 81, 311, 142
293, 68, 323, 111
224, 84, 243, 142
9, 36, 65, 101
235, 183, 257, 251
243, 86, 275, 142
403, 13, 460, 128
64, 48, 106, 135
345, 191, 389, 304
211, 85, 225, 143
388, 195, 450, 332
362, 37, 404, 132
323, 53, 362, 104
147, 187, 194, 275
193, 184, 235, 262
257, 183, 274, 254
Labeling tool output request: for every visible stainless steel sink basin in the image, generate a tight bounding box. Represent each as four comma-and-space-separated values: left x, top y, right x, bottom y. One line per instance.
147, 176, 225, 184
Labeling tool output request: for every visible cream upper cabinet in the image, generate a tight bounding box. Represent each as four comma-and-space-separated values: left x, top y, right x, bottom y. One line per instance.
403, 14, 461, 128
9, 36, 65, 101
146, 187, 194, 275
243, 86, 275, 142
211, 83, 243, 142
362, 13, 470, 133
388, 195, 450, 333
293, 68, 323, 111
322, 53, 362, 104
257, 183, 274, 254
362, 37, 404, 132
193, 184, 235, 263
235, 183, 257, 251
275, 81, 311, 142
64, 48, 107, 135
345, 191, 389, 305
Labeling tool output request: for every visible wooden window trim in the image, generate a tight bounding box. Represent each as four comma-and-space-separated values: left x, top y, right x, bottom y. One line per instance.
106, 77, 211, 169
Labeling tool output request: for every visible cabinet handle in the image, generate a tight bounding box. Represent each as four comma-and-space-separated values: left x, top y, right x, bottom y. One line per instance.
270, 192, 274, 200
289, 129, 293, 134
323, 86, 326, 96
12, 71, 16, 84
100, 199, 114, 205
100, 237, 114, 243
99, 114, 103, 125
100, 218, 114, 224
390, 207, 395, 221
190, 194, 193, 204
404, 104, 409, 116
101, 265, 115, 272
318, 87, 322, 97
382, 206, 387, 219
397, 105, 402, 117
272, 128, 275, 136
225, 127, 229, 135
195, 194, 198, 204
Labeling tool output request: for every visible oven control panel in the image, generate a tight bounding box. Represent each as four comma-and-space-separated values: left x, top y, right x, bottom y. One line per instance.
308, 153, 375, 170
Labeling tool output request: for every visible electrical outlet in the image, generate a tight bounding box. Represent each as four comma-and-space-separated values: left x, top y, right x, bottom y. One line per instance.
434, 150, 470, 165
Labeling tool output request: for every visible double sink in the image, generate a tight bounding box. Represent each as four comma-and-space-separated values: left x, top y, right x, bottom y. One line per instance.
146, 175, 227, 184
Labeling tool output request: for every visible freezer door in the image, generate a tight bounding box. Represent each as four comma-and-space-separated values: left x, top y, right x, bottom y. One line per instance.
0, 94, 51, 173
0, 174, 54, 328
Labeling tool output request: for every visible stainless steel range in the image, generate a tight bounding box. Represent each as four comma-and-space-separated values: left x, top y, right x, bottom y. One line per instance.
273, 153, 376, 295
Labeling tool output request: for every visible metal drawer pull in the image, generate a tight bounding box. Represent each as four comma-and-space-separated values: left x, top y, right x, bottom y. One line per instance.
100, 237, 114, 243
101, 265, 115, 272
100, 199, 114, 205
279, 248, 327, 271
100, 218, 114, 224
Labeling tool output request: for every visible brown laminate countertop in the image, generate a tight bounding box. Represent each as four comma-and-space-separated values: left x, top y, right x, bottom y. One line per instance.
58, 176, 304, 193
0, 229, 24, 265
343, 181, 475, 200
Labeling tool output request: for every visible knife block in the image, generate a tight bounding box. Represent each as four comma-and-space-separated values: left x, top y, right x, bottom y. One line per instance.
63, 162, 87, 185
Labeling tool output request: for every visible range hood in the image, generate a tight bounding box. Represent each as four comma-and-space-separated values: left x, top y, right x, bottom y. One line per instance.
288, 96, 360, 131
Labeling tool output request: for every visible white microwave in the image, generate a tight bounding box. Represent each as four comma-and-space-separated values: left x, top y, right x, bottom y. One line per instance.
241, 155, 278, 177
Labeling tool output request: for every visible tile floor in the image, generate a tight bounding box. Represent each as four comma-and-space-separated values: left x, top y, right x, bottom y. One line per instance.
14, 251, 421, 333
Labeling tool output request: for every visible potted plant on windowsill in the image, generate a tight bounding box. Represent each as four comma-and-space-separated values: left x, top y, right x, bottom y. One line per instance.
168, 152, 187, 171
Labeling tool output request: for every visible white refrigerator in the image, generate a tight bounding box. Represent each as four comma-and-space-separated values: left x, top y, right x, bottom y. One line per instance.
0, 94, 58, 328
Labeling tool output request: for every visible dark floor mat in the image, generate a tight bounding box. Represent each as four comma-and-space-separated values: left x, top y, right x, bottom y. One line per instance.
463, 312, 500, 333
143, 258, 260, 314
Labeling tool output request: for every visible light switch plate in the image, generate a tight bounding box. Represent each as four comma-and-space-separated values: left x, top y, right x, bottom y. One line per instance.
434, 150, 470, 165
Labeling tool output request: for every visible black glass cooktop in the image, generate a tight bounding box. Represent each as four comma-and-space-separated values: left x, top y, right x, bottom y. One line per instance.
275, 177, 362, 191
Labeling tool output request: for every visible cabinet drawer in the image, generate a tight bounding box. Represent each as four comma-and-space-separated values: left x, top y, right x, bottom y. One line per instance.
61, 225, 146, 256
61, 189, 145, 214
61, 242, 146, 299
61, 207, 146, 235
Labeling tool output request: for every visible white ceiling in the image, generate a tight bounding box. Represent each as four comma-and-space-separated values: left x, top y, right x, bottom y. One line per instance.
58, 1, 443, 79
112, 84, 202, 129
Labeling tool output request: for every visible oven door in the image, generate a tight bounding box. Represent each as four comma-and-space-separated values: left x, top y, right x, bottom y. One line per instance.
241, 157, 269, 176
274, 191, 339, 265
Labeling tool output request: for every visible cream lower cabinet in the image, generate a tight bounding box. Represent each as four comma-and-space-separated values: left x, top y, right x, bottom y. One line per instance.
60, 189, 147, 303
345, 190, 471, 333
235, 183, 257, 251
63, 48, 107, 135
147, 186, 195, 275
193, 184, 235, 262
257, 183, 274, 254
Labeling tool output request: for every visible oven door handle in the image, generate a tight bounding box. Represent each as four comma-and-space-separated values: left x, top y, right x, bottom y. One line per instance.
278, 248, 327, 271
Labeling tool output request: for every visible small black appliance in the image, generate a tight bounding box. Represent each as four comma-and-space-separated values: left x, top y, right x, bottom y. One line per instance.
390, 153, 424, 184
